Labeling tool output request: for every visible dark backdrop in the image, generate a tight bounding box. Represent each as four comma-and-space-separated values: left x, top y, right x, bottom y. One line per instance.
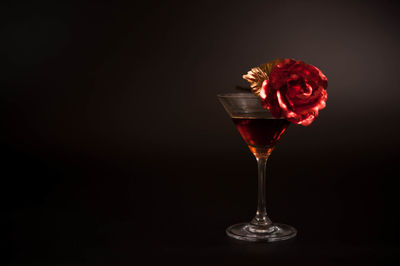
1, 0, 400, 265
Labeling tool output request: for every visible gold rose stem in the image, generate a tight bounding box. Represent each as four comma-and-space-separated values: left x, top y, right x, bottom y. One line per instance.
249, 157, 273, 233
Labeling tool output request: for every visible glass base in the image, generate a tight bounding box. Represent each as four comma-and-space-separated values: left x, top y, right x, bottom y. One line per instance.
226, 222, 297, 242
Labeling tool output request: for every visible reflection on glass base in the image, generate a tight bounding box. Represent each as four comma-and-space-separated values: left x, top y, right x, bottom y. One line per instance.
226, 222, 297, 242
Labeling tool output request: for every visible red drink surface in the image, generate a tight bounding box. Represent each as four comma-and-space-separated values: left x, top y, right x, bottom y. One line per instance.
232, 117, 290, 158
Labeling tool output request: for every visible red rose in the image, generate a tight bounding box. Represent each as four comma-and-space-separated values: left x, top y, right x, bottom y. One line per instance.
259, 59, 328, 126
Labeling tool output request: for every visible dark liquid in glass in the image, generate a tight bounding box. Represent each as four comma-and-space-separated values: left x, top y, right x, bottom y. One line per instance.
232, 118, 290, 158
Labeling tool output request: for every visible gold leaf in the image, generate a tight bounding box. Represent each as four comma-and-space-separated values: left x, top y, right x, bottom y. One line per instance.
242, 67, 268, 96
264, 57, 281, 78
242, 58, 281, 96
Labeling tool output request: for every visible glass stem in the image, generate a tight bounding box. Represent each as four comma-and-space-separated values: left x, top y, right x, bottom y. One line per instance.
251, 157, 272, 227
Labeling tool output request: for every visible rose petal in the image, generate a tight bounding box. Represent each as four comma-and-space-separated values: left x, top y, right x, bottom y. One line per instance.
259, 80, 268, 100
298, 114, 316, 126
277, 90, 297, 119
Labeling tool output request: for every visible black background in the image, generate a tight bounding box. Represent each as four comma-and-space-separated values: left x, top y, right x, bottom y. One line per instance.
1, 0, 400, 265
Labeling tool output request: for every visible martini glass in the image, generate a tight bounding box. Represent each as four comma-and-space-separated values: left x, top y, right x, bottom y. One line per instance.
218, 92, 297, 242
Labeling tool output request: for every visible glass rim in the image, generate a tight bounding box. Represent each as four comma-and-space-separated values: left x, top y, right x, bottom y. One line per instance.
217, 92, 286, 119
